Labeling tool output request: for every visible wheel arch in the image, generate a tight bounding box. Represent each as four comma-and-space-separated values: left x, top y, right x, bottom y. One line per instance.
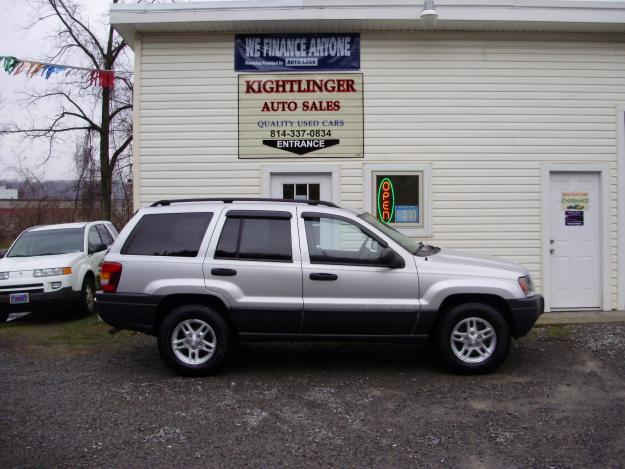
428, 293, 513, 337
154, 294, 237, 334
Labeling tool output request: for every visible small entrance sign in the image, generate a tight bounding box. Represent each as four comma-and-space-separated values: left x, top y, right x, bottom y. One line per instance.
561, 191, 589, 211
565, 210, 584, 226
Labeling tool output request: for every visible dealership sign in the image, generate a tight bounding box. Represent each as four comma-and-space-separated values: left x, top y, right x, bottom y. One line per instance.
235, 34, 360, 72
238, 73, 364, 159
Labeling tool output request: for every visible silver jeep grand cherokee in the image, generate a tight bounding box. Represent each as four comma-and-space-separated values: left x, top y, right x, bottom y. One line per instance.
96, 198, 543, 376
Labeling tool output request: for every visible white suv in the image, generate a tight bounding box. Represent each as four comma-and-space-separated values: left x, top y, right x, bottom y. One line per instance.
0, 221, 117, 322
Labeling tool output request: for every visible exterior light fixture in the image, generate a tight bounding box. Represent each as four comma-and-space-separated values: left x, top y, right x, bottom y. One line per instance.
421, 0, 438, 27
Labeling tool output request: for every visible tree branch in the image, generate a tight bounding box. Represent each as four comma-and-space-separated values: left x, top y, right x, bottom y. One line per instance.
55, 0, 106, 61
47, 0, 101, 68
26, 91, 101, 131
110, 135, 133, 170
110, 104, 133, 121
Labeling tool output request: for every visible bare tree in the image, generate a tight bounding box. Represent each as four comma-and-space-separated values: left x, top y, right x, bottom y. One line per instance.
1, 0, 133, 220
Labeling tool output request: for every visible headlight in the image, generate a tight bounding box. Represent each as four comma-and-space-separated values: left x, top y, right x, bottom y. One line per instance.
518, 275, 534, 296
33, 267, 72, 277
0, 272, 8, 280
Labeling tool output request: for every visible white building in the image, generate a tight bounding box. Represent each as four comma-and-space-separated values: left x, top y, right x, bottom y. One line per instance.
0, 186, 18, 200
111, 0, 625, 312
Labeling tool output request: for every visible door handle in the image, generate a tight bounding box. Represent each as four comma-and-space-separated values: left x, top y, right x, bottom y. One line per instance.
211, 268, 237, 276
310, 273, 338, 281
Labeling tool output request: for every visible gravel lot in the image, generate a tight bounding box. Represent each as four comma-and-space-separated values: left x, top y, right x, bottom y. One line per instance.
1, 314, 625, 468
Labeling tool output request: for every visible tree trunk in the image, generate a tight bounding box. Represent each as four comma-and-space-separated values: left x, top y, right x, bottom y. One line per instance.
100, 84, 111, 220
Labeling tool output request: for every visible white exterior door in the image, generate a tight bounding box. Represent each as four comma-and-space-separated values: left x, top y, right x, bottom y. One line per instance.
270, 174, 332, 202
549, 172, 601, 309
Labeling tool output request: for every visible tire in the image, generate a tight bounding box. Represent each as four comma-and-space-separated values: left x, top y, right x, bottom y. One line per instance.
0, 312, 8, 323
78, 276, 96, 316
157, 304, 231, 376
436, 302, 511, 374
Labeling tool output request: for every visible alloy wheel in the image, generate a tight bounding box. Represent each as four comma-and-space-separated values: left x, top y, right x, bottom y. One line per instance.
171, 319, 217, 365
450, 317, 497, 364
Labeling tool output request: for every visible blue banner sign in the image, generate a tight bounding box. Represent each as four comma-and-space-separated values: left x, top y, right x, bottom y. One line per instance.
235, 33, 360, 72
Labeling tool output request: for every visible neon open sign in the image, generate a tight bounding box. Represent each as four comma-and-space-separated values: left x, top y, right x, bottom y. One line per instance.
377, 177, 395, 224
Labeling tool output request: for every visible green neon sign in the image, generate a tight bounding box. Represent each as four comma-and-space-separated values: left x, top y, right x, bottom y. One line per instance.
377, 177, 395, 224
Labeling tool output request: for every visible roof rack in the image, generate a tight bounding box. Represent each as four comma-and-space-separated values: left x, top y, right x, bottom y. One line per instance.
150, 197, 340, 208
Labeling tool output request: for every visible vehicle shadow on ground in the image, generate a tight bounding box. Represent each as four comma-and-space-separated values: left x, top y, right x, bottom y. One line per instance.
230, 342, 441, 373
125, 335, 543, 379
5, 310, 87, 325
123, 339, 453, 378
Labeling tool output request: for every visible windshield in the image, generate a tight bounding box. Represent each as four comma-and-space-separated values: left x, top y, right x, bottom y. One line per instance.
7, 228, 84, 257
357, 213, 420, 253
357, 213, 440, 256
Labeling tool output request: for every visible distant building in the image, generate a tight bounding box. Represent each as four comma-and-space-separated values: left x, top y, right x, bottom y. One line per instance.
0, 186, 18, 200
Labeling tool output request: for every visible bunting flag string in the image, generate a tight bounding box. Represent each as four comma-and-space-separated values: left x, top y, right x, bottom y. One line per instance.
0, 55, 129, 89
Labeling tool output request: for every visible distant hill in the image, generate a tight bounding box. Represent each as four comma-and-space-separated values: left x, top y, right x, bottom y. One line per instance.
0, 179, 130, 200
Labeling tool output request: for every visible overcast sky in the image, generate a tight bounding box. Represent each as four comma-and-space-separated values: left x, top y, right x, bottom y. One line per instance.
1, 0, 114, 181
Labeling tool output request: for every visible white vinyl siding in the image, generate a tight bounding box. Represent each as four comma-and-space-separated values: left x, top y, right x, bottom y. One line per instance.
137, 32, 625, 308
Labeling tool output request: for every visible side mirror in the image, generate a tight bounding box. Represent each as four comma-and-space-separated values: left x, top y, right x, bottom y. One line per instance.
0, 250, 6, 259
380, 248, 405, 269
89, 243, 108, 255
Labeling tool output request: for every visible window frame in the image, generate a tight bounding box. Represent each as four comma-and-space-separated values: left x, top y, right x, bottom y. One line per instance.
364, 164, 433, 238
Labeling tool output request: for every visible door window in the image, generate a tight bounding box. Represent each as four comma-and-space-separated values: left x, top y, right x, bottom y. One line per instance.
88, 227, 103, 252
96, 225, 114, 246
304, 216, 383, 265
215, 217, 292, 262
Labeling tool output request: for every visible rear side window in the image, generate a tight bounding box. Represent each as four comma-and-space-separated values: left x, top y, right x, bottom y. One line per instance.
215, 217, 292, 262
121, 212, 213, 257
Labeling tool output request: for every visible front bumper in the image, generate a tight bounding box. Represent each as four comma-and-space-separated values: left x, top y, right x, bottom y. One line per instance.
0, 286, 79, 313
507, 294, 544, 338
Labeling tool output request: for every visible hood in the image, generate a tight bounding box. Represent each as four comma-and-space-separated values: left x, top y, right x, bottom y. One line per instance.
0, 252, 84, 272
417, 248, 527, 280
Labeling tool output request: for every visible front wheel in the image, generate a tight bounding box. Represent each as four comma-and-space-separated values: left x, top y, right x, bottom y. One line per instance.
157, 304, 231, 376
436, 303, 511, 374
78, 276, 96, 316
0, 312, 8, 323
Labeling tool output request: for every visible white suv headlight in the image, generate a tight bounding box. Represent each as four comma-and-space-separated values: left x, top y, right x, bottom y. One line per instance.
33, 267, 72, 277
0, 272, 8, 280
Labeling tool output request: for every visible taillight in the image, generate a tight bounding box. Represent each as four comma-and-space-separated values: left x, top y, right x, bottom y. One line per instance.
101, 262, 122, 293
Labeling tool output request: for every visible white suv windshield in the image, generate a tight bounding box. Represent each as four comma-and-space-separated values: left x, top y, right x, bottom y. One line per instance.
7, 228, 84, 257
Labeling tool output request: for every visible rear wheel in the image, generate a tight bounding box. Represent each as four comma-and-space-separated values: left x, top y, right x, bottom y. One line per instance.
0, 312, 8, 323
436, 302, 510, 374
157, 304, 231, 376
